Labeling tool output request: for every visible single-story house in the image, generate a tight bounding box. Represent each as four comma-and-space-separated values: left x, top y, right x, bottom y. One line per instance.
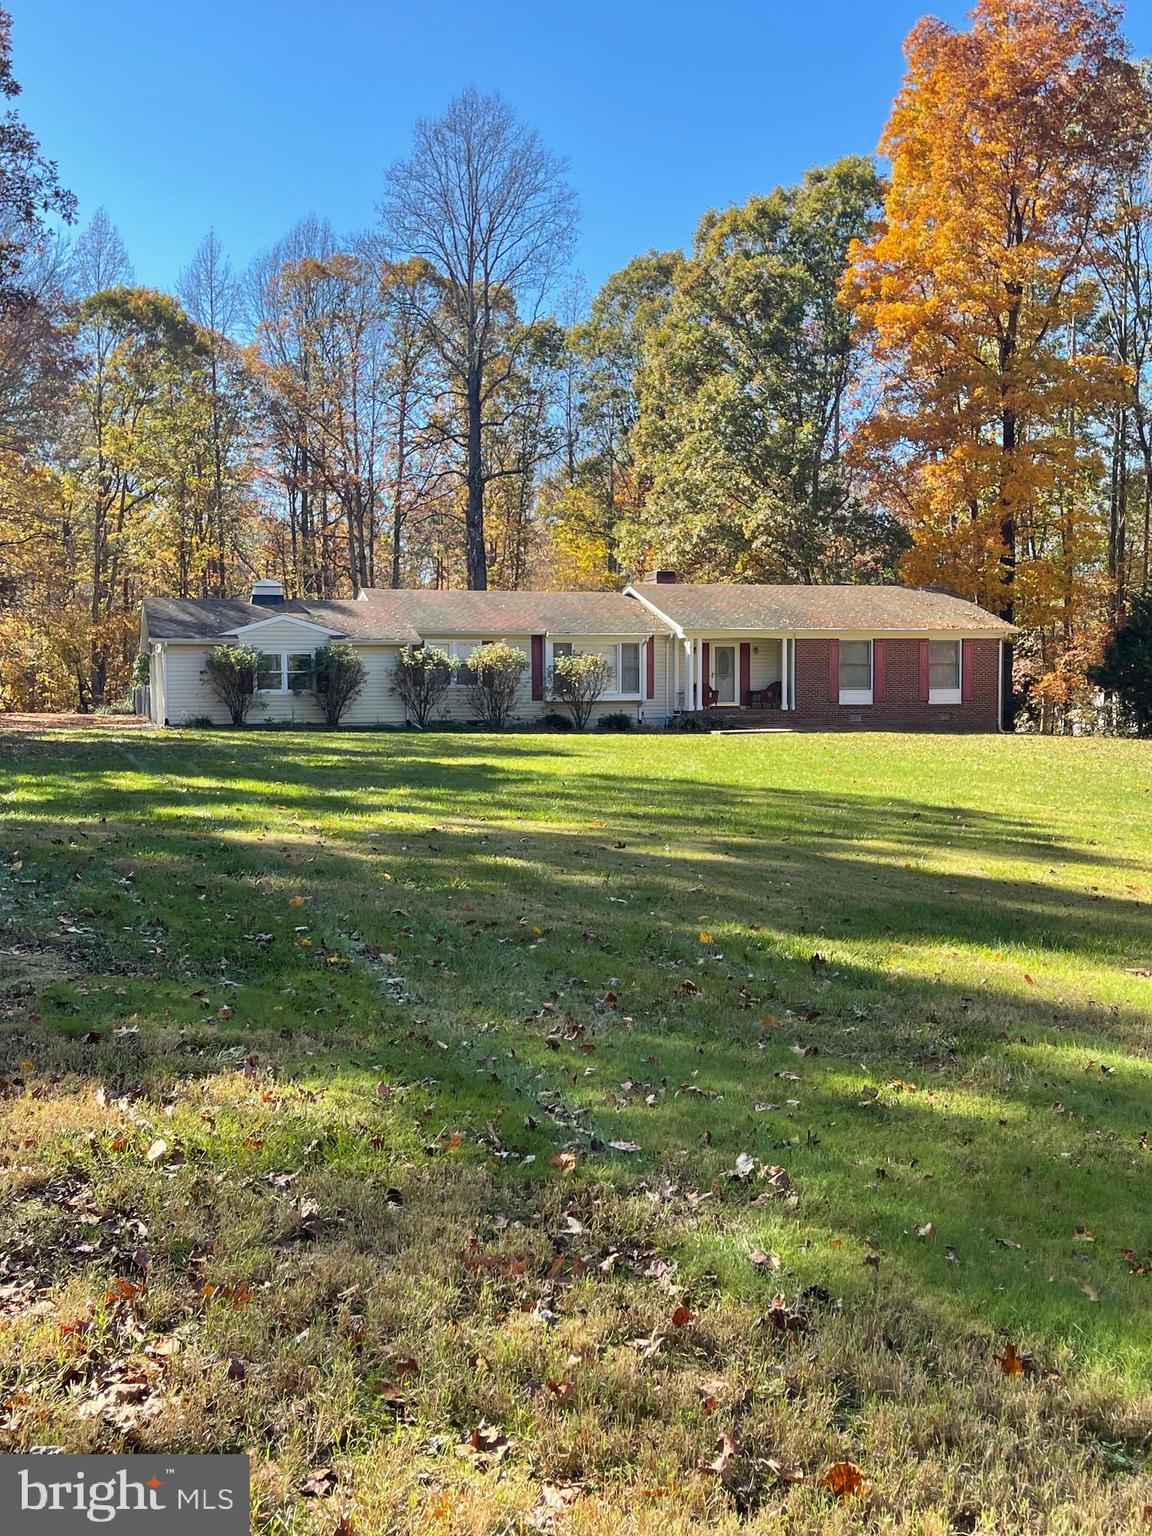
138, 574, 1014, 730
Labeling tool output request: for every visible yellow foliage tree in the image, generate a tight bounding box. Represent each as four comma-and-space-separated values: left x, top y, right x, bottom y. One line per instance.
844, 0, 1151, 719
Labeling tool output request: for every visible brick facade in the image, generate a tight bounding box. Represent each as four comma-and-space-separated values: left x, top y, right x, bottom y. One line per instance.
790, 637, 1001, 730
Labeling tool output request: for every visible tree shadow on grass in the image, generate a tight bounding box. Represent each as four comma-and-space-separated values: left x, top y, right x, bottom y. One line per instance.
3, 730, 1152, 1377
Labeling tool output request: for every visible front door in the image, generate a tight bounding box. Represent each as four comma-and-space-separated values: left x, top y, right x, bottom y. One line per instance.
713, 644, 736, 704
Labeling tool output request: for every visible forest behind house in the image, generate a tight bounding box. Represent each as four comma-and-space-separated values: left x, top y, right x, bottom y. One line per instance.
1, 0, 1152, 731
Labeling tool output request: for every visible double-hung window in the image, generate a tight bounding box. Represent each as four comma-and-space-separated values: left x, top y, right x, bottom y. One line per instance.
550, 640, 641, 699
619, 642, 641, 696
929, 639, 962, 704
444, 640, 482, 684
256, 653, 283, 692
838, 640, 873, 705
257, 651, 315, 694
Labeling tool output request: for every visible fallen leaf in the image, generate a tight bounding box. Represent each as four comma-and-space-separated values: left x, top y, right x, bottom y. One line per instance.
748, 1247, 781, 1270
456, 1422, 510, 1467
997, 1342, 1030, 1376
822, 1462, 864, 1500
705, 1431, 740, 1485
299, 1468, 338, 1498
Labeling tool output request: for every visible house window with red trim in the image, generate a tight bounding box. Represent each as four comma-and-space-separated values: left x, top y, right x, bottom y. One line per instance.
838, 640, 873, 705
929, 640, 962, 704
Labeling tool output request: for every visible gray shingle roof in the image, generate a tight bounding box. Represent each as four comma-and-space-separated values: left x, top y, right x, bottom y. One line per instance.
141, 597, 421, 643
627, 583, 1016, 635
143, 584, 1013, 647
357, 589, 672, 636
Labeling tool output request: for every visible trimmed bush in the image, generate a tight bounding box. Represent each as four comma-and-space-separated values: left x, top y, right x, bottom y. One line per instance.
597, 710, 635, 732
540, 710, 575, 731
549, 651, 613, 729
203, 644, 262, 726
309, 644, 367, 727
467, 641, 527, 728
391, 645, 457, 727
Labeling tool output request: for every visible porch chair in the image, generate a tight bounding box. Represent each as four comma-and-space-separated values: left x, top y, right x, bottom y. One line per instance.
745, 680, 782, 709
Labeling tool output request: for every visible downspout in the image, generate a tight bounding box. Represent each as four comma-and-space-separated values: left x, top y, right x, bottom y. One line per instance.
997, 638, 1008, 733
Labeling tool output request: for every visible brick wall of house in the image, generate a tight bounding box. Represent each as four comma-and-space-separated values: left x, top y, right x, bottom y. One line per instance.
792, 637, 1002, 730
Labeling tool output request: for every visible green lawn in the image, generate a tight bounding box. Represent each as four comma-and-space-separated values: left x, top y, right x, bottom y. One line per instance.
1, 726, 1150, 1534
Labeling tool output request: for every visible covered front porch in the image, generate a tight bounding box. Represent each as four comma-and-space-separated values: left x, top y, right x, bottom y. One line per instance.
674, 635, 797, 713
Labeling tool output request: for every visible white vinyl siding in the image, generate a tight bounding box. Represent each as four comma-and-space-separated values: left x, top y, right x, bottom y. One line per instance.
158, 643, 405, 727
153, 633, 675, 728
838, 639, 873, 705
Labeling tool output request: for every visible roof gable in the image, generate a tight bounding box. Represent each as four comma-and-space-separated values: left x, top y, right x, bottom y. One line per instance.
222, 614, 342, 639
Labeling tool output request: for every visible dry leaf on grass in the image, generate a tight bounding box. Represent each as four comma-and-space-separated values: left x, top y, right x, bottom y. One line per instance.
299, 1467, 338, 1498
822, 1462, 864, 1500
527, 1481, 583, 1530
705, 1431, 741, 1486
997, 1342, 1036, 1376
456, 1422, 510, 1468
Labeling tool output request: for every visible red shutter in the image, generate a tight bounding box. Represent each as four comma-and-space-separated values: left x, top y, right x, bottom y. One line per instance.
739, 642, 751, 705
701, 643, 710, 701
962, 639, 974, 702
645, 636, 655, 699
828, 639, 840, 702
873, 640, 886, 702
918, 639, 930, 701
530, 634, 544, 700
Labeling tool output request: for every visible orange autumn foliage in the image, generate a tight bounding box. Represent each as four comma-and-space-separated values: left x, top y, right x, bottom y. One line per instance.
844, 0, 1151, 643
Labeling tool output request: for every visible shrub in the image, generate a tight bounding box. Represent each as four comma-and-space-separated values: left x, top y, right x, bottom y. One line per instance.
549, 651, 613, 729
597, 710, 635, 732
1090, 593, 1152, 736
131, 653, 150, 688
540, 710, 574, 731
309, 643, 367, 727
467, 641, 528, 728
183, 715, 216, 729
203, 644, 262, 726
391, 645, 456, 727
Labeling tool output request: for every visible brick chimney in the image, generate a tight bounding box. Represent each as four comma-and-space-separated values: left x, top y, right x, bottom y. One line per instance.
644, 570, 679, 584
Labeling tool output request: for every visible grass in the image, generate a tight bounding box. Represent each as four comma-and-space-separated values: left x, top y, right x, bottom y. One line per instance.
1, 724, 1151, 1534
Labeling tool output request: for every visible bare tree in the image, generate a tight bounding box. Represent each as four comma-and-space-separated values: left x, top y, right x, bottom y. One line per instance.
179, 231, 250, 594
382, 87, 576, 589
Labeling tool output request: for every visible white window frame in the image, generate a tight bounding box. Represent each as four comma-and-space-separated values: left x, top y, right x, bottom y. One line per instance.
444, 639, 484, 685
256, 650, 315, 695
547, 639, 644, 701
838, 638, 873, 706
929, 639, 963, 705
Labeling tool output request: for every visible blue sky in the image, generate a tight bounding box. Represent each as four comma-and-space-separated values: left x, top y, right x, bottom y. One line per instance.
16, 0, 1152, 296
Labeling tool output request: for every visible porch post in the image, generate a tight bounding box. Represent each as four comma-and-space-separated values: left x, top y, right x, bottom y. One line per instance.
781, 638, 790, 710
683, 637, 693, 711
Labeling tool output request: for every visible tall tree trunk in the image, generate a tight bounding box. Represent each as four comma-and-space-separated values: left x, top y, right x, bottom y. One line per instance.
465, 366, 487, 589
